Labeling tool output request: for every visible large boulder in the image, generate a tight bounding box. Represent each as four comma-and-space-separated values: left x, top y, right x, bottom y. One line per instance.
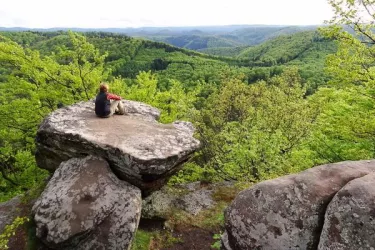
32, 156, 142, 250
35, 100, 200, 194
318, 173, 375, 250
222, 160, 375, 250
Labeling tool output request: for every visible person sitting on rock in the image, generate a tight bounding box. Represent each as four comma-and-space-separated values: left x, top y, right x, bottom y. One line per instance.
95, 83, 125, 117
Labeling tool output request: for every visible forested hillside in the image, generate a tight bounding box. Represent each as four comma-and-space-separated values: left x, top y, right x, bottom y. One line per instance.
1, 0, 375, 213
0, 29, 331, 201
1, 30, 332, 91
3, 1, 375, 248
135, 26, 319, 51
0, 25, 318, 51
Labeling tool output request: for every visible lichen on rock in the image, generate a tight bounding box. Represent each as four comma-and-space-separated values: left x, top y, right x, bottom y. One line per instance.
222, 160, 375, 250
35, 100, 200, 194
318, 173, 375, 250
32, 156, 142, 250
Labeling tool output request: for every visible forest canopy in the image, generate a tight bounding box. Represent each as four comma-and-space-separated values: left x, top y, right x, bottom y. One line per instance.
0, 0, 374, 202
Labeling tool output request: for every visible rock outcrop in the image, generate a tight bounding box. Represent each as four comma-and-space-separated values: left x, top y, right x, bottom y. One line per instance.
318, 173, 375, 250
35, 100, 200, 194
0, 196, 21, 233
30, 100, 201, 249
142, 181, 230, 220
32, 156, 142, 250
222, 160, 375, 250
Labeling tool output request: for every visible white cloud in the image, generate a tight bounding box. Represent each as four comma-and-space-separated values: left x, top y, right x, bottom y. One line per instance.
0, 0, 334, 28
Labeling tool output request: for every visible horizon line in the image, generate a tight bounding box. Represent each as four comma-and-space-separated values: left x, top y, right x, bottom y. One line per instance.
0, 23, 326, 30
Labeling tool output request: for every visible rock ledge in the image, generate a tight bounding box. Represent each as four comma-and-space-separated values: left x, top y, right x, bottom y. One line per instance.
35, 100, 200, 193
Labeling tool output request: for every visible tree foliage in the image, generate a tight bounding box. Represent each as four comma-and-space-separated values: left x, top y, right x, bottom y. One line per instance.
1, 18, 368, 201
185, 68, 318, 182
0, 32, 107, 200
313, 0, 375, 162
0, 217, 29, 249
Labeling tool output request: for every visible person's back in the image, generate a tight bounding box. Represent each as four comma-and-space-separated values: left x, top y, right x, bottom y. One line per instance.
95, 83, 125, 118
95, 91, 111, 117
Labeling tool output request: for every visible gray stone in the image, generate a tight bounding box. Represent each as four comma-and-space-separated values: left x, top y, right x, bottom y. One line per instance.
174, 188, 215, 215
318, 173, 375, 250
0, 196, 21, 234
122, 99, 161, 121
35, 100, 200, 193
32, 156, 142, 250
220, 231, 233, 250
142, 188, 178, 219
142, 181, 225, 220
223, 160, 375, 250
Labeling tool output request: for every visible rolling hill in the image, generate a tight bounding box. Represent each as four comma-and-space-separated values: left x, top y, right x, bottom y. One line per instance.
0, 29, 336, 91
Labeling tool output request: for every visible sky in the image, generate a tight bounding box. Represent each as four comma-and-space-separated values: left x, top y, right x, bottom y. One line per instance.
0, 0, 334, 28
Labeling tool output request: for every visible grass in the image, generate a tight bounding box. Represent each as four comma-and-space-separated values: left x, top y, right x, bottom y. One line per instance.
151, 231, 184, 249
164, 202, 226, 232
131, 230, 154, 250
211, 184, 243, 203
131, 229, 184, 250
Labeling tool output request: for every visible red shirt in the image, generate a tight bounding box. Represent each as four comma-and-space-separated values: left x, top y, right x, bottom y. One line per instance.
106, 93, 121, 100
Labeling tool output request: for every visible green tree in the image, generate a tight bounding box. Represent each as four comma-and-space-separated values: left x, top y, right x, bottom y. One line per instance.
120, 71, 198, 123
310, 0, 375, 162
191, 68, 318, 182
0, 32, 107, 200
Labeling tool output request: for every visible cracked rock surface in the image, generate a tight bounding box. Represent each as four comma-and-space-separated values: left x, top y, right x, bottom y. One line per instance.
35, 100, 200, 193
32, 156, 142, 250
222, 160, 375, 250
318, 173, 375, 250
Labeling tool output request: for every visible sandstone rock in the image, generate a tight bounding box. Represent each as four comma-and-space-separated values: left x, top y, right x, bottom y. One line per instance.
122, 99, 161, 121
142, 181, 228, 220
174, 188, 215, 216
32, 156, 141, 250
142, 181, 234, 220
223, 160, 375, 250
35, 100, 200, 193
142, 188, 178, 220
0, 196, 21, 234
318, 173, 375, 250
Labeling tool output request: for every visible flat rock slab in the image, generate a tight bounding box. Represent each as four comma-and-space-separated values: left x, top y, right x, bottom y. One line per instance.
35, 100, 200, 193
223, 160, 375, 250
32, 156, 142, 250
318, 173, 375, 250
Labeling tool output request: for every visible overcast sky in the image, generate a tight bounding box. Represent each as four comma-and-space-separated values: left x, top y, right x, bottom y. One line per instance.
0, 0, 333, 28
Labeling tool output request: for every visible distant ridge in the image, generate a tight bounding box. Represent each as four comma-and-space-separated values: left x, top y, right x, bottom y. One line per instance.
0, 24, 321, 35
0, 25, 326, 52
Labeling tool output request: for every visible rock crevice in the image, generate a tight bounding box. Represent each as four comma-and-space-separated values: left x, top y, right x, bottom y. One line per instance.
30, 100, 201, 249
222, 160, 375, 250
